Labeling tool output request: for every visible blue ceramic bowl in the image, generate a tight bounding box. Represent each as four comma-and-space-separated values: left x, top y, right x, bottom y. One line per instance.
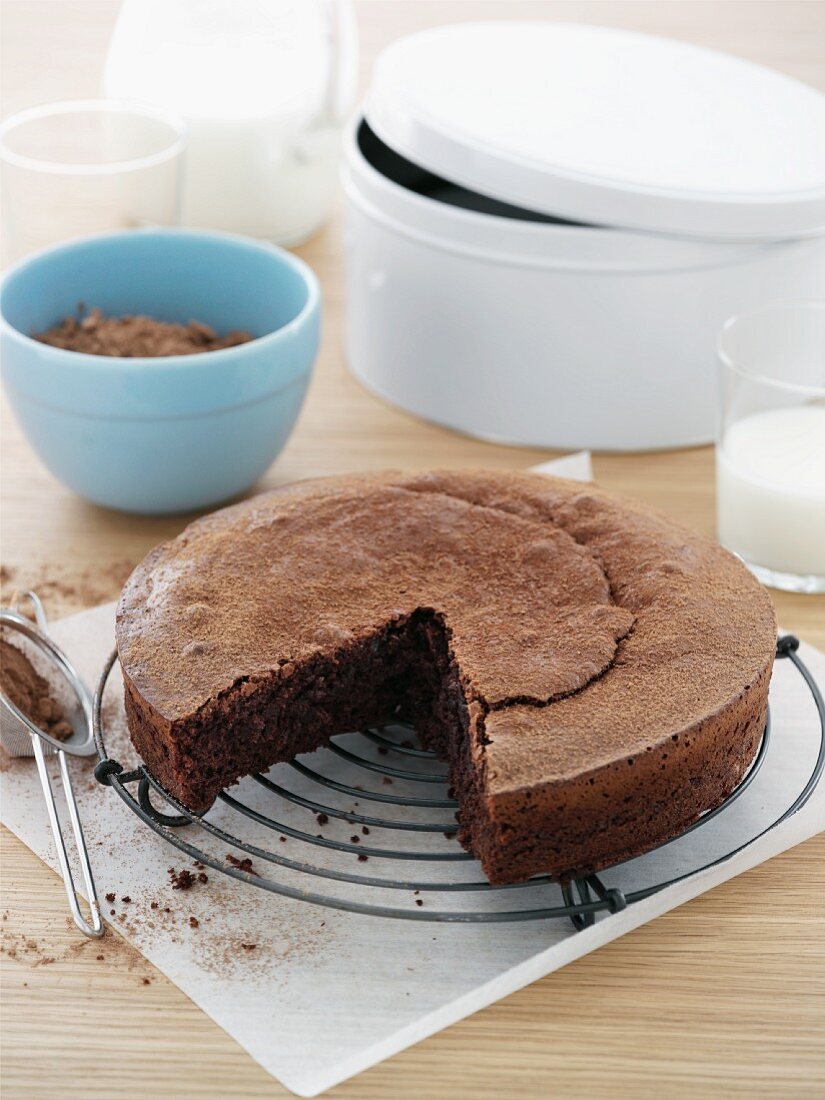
0, 229, 320, 514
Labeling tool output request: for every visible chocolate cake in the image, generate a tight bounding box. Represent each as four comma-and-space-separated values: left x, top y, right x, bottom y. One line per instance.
116, 470, 776, 885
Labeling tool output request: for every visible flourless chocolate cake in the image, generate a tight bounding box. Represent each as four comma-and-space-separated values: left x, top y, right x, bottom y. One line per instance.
116, 470, 776, 884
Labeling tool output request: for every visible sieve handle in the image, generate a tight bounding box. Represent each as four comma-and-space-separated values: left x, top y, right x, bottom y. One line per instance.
31, 732, 103, 937
10, 589, 49, 633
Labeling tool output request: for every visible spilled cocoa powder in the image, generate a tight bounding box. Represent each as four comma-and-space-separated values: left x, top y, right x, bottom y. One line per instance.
0, 561, 137, 621
0, 638, 73, 740
34, 306, 253, 358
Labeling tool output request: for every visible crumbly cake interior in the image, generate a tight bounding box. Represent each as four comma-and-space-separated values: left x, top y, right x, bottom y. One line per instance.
123, 607, 537, 878
117, 470, 776, 885
124, 609, 450, 812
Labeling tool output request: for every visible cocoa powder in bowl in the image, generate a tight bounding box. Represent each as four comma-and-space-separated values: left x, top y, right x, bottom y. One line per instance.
34, 307, 252, 358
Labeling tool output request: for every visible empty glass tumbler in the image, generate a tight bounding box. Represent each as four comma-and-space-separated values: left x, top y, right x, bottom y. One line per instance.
0, 99, 186, 263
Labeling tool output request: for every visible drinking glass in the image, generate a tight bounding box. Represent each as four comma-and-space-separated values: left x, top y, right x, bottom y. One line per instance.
716, 301, 825, 593
0, 99, 186, 263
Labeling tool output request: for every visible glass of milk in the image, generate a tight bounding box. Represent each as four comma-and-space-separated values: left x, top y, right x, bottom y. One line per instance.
717, 302, 825, 593
103, 0, 357, 245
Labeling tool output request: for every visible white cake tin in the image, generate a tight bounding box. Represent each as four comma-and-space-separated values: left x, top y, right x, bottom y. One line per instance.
343, 23, 825, 451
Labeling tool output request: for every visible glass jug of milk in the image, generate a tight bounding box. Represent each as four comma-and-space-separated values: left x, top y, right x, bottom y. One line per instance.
104, 0, 357, 244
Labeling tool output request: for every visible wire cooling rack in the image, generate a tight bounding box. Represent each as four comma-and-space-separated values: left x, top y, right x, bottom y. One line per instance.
93, 636, 824, 929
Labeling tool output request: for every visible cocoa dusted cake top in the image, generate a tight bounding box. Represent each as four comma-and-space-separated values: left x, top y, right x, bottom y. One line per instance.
116, 469, 776, 793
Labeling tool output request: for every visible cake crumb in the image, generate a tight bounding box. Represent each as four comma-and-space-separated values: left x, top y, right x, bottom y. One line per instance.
315, 813, 328, 826
241, 943, 257, 951
189, 916, 199, 929
226, 854, 258, 876
168, 867, 197, 890
105, 892, 115, 903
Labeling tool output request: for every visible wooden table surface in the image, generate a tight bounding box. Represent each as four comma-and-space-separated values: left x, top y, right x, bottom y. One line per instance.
1, 3, 824, 1098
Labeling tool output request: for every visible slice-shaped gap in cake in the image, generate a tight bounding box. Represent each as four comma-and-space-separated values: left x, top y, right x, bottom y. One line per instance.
123, 604, 632, 886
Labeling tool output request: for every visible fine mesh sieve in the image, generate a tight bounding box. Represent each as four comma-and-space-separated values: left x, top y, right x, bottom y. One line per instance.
0, 592, 102, 936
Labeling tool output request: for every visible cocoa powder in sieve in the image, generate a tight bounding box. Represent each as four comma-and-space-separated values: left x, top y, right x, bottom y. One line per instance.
0, 639, 73, 740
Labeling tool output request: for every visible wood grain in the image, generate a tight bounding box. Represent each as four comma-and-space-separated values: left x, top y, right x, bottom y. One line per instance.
1, 3, 824, 1098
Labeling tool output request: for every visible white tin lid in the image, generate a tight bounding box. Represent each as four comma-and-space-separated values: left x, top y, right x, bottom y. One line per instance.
365, 22, 825, 240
